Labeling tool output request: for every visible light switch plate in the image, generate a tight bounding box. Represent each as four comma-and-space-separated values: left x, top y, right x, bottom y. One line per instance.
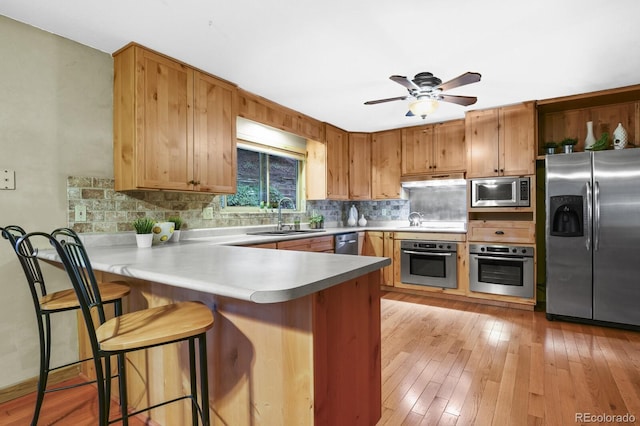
202, 207, 214, 220
75, 205, 87, 222
1, 169, 15, 190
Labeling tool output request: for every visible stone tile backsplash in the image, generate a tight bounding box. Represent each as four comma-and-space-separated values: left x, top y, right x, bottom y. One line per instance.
67, 176, 408, 233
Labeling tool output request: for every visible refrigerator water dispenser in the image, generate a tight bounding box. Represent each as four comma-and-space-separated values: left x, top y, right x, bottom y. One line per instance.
550, 195, 583, 237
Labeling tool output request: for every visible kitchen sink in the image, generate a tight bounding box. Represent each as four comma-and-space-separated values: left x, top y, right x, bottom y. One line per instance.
246, 229, 326, 236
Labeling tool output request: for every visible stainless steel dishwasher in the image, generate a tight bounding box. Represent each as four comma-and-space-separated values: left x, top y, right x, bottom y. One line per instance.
335, 232, 359, 255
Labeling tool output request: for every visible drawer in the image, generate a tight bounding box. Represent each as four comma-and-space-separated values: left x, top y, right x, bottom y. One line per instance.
277, 235, 334, 252
468, 220, 535, 244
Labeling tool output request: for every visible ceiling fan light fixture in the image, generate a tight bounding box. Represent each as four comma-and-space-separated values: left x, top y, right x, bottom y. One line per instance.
408, 98, 438, 119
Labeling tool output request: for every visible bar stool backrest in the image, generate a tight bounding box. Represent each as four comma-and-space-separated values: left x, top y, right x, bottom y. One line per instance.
16, 231, 107, 352
1, 225, 48, 312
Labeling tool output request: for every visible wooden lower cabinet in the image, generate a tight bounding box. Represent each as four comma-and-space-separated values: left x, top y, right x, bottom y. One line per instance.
362, 231, 394, 286
276, 235, 334, 253
468, 220, 536, 244
243, 242, 277, 249
87, 270, 381, 425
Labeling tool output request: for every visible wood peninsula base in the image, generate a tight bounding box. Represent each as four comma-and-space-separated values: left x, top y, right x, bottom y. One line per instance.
86, 270, 382, 425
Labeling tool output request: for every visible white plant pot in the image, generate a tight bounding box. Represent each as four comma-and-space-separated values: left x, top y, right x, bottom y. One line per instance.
136, 233, 153, 248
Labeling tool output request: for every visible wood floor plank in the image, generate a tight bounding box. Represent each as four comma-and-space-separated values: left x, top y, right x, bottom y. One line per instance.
377, 292, 640, 426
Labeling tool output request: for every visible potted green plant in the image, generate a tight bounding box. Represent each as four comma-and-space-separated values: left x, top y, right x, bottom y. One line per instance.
133, 217, 155, 248
560, 138, 578, 154
544, 142, 557, 155
309, 214, 324, 229
168, 216, 184, 242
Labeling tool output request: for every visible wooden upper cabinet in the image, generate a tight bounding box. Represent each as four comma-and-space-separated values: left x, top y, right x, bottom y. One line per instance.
113, 43, 237, 193
325, 124, 349, 200
499, 102, 536, 176
371, 129, 402, 199
401, 119, 465, 176
238, 89, 324, 142
193, 72, 237, 194
401, 125, 434, 175
466, 102, 535, 178
349, 132, 371, 200
434, 120, 466, 173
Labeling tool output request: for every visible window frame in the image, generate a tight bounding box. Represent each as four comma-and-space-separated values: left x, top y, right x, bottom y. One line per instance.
221, 141, 306, 213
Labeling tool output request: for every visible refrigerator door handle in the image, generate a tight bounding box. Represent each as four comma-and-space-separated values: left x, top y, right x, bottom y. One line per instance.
586, 181, 592, 251
594, 181, 601, 251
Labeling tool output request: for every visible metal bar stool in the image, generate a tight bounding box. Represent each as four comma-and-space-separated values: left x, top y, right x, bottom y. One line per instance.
1, 225, 130, 426
20, 229, 214, 426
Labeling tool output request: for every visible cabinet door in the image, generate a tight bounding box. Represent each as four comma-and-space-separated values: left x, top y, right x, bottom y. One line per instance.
371, 129, 402, 199
363, 232, 393, 286
305, 139, 327, 200
349, 132, 371, 200
193, 72, 238, 194
136, 49, 194, 191
466, 108, 500, 178
500, 102, 536, 176
434, 120, 466, 173
325, 124, 349, 200
401, 125, 434, 175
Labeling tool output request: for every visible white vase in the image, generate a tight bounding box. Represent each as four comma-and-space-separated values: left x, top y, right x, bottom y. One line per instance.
358, 214, 367, 227
136, 233, 153, 248
585, 121, 596, 149
613, 123, 628, 150
348, 205, 357, 226
171, 229, 181, 242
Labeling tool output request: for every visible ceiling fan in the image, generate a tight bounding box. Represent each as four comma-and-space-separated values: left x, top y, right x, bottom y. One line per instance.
364, 71, 481, 119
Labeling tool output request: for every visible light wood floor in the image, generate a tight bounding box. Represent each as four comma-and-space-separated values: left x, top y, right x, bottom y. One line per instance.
2, 292, 639, 425
378, 292, 640, 426
0, 377, 146, 425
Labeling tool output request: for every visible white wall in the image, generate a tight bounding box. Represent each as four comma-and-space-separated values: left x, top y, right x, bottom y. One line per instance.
0, 16, 113, 389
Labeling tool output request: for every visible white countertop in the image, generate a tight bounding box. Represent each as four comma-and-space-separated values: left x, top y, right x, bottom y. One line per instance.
37, 231, 390, 304
37, 222, 466, 304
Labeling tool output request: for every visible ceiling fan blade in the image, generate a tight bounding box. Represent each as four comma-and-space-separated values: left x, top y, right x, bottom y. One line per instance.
436, 72, 481, 92
390, 75, 420, 91
364, 95, 410, 105
439, 94, 478, 106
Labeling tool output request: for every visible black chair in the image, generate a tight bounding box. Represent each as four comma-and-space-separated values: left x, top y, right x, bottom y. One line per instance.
17, 229, 214, 425
1, 225, 130, 426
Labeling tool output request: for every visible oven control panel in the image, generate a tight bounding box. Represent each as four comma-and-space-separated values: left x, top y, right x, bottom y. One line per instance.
469, 243, 534, 257
400, 240, 457, 252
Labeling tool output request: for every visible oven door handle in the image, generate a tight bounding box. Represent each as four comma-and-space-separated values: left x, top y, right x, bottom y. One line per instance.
473, 255, 529, 262
402, 250, 453, 257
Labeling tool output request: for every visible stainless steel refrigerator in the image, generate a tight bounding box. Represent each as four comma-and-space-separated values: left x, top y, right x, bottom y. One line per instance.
546, 149, 640, 327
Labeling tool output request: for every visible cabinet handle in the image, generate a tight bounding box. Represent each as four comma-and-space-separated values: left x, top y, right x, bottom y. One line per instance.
495, 230, 504, 235
188, 180, 195, 185
493, 169, 498, 173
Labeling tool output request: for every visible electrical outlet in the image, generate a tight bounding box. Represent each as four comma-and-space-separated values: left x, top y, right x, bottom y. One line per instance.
202, 207, 214, 220
1, 169, 15, 190
74, 205, 87, 222
381, 208, 388, 216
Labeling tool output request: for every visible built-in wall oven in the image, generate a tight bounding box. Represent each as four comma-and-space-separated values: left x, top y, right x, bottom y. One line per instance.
400, 240, 458, 289
469, 244, 534, 298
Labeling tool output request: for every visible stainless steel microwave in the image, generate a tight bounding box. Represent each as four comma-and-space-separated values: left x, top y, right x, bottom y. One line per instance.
470, 177, 530, 208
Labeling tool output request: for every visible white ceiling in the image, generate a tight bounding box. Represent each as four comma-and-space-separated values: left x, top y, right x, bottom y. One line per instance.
2, 0, 639, 132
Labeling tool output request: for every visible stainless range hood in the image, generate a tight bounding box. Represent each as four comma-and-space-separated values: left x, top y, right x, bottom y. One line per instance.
401, 172, 465, 188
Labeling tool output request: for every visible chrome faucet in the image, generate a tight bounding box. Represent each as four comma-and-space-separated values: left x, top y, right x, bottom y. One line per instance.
277, 197, 295, 230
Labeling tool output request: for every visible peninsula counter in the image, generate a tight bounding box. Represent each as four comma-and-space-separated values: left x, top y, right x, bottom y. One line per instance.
39, 239, 390, 425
